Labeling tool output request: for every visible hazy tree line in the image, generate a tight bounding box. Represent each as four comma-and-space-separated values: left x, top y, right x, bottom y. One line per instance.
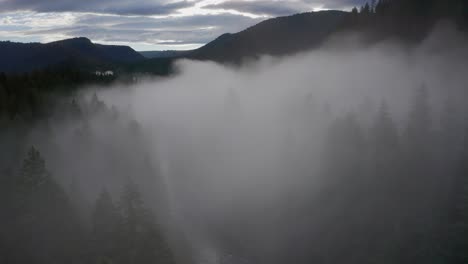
1, 82, 468, 264
0, 94, 176, 264
0, 69, 128, 123
186, 85, 468, 264
351, 0, 468, 23
298, 86, 468, 264
347, 0, 468, 41
127, 82, 468, 264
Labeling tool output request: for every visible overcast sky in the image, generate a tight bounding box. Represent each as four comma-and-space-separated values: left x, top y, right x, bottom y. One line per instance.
0, 0, 365, 51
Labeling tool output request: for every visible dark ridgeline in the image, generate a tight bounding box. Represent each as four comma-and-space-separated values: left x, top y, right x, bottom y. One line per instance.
0, 37, 144, 73
0, 0, 468, 263
187, 0, 468, 63
345, 0, 468, 43
188, 10, 348, 63
140, 50, 192, 59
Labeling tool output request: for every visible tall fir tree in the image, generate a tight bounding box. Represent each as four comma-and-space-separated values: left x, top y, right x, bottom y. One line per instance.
92, 188, 121, 263
117, 178, 176, 264
445, 125, 468, 263
15, 146, 83, 264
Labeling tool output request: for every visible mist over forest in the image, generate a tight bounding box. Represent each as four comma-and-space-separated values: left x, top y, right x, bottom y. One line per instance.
1, 0, 468, 264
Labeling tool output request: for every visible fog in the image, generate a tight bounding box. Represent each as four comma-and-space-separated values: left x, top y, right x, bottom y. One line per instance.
5, 22, 468, 263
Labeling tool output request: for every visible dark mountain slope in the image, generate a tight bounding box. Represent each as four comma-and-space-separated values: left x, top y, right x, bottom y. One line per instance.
0, 37, 144, 73
188, 11, 349, 62
139, 50, 191, 59
186, 0, 468, 64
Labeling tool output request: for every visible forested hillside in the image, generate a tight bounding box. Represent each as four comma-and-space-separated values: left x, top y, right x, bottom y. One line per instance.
0, 37, 144, 73
187, 0, 468, 63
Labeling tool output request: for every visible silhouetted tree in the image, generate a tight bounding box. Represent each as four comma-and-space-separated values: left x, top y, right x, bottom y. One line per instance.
117, 178, 175, 264
69, 176, 90, 223
372, 101, 399, 158
371, 0, 377, 13
444, 125, 468, 263
405, 84, 432, 160
92, 188, 121, 263
13, 147, 83, 263
70, 98, 82, 118
360, 3, 371, 15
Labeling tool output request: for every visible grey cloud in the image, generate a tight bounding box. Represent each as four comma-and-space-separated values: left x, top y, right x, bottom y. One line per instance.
0, 0, 193, 15
313, 0, 367, 9
204, 0, 367, 16
105, 14, 263, 31
24, 13, 263, 46
204, 1, 311, 16
0, 0, 367, 49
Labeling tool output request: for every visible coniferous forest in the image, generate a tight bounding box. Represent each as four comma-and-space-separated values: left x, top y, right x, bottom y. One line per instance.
1, 0, 468, 264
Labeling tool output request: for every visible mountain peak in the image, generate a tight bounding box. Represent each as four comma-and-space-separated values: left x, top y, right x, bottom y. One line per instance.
49, 37, 93, 45
0, 37, 144, 73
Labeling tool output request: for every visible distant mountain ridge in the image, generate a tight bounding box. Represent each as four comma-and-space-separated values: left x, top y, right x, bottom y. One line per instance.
0, 37, 144, 73
139, 50, 191, 59
188, 11, 349, 62
2, 0, 466, 74
0, 11, 348, 73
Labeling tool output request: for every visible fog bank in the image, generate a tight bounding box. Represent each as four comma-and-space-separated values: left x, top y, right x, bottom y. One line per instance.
9, 22, 468, 263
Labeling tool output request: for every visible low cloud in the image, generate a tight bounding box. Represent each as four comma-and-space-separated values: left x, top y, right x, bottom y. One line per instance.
3, 22, 467, 263
204, 0, 313, 16
204, 0, 366, 16
0, 0, 193, 16
1, 12, 263, 49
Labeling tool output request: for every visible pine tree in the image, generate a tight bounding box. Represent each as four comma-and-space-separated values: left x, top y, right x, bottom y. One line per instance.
117, 179, 175, 264
20, 146, 50, 191
361, 3, 371, 15
445, 126, 468, 263
371, 0, 377, 13
405, 83, 432, 159
69, 176, 89, 217
402, 84, 441, 263
70, 98, 82, 118
16, 146, 83, 263
372, 100, 399, 161
93, 188, 120, 236
370, 100, 400, 192
375, 0, 387, 15
439, 95, 462, 161
92, 188, 121, 262
118, 179, 153, 263
320, 112, 367, 192
119, 179, 151, 235
368, 101, 403, 261
89, 92, 107, 114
